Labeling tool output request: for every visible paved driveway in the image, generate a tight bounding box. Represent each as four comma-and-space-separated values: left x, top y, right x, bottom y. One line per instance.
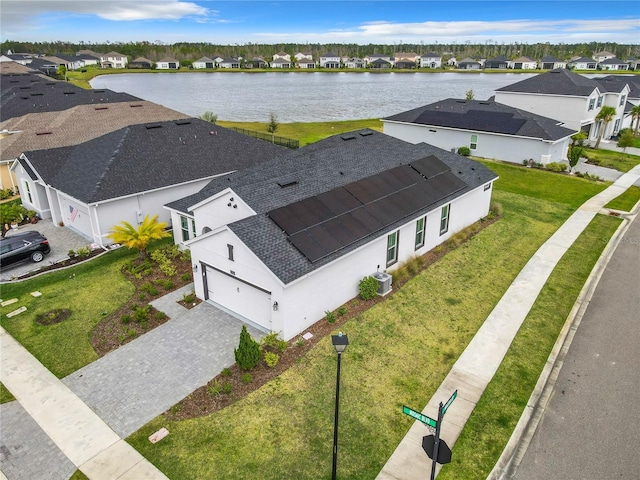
0, 220, 92, 282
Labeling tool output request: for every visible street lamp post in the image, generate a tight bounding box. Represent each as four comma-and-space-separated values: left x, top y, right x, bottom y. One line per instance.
331, 333, 349, 480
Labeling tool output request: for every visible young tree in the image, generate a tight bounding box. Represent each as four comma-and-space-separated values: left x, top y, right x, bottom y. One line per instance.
267, 112, 279, 143
465, 89, 475, 100
107, 214, 169, 259
631, 104, 640, 136
234, 325, 261, 371
593, 106, 617, 149
617, 130, 633, 158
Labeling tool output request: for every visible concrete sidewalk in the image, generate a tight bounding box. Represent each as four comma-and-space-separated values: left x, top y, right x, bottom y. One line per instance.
0, 327, 168, 480
377, 164, 640, 480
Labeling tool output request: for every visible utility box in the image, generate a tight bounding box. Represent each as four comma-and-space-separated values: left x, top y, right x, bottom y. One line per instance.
373, 272, 392, 296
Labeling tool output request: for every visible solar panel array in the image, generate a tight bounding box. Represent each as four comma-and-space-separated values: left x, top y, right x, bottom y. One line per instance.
268, 155, 468, 263
415, 109, 526, 135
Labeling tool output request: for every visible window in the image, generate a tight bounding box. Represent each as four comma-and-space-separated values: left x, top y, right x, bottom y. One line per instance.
180, 216, 189, 242
470, 134, 478, 150
227, 244, 234, 261
440, 204, 450, 235
619, 95, 626, 106
415, 217, 426, 249
23, 181, 32, 203
588, 98, 595, 111
613, 119, 620, 133
484, 183, 491, 191
596, 96, 603, 108
386, 231, 399, 266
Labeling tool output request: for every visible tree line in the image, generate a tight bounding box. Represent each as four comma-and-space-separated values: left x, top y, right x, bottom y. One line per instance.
2, 40, 638, 62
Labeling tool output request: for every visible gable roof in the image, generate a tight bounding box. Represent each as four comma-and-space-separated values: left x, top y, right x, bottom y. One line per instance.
194, 57, 214, 63
540, 55, 563, 63
0, 73, 139, 121
495, 68, 599, 96
168, 130, 497, 284
130, 57, 153, 64
158, 57, 179, 63
383, 98, 576, 140
599, 57, 627, 65
512, 56, 535, 63
21, 119, 285, 204
568, 56, 595, 64
594, 75, 638, 98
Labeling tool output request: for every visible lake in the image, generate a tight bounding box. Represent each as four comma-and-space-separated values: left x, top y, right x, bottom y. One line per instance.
90, 71, 538, 123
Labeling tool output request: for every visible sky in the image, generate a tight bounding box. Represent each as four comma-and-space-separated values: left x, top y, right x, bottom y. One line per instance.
1, 0, 639, 45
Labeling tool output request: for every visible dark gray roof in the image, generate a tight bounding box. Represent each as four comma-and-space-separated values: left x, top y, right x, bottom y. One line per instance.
540, 55, 563, 62
168, 129, 497, 284
596, 75, 640, 99
568, 57, 595, 64
0, 73, 138, 121
495, 68, 599, 96
598, 57, 627, 65
383, 98, 576, 140
21, 119, 285, 204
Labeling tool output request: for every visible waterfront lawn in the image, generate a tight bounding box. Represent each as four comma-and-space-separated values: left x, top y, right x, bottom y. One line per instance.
439, 213, 622, 479
605, 185, 640, 212
582, 148, 640, 172
217, 119, 382, 146
0, 246, 136, 378
127, 190, 580, 479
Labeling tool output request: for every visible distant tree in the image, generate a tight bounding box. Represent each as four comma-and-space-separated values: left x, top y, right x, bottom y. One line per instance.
107, 215, 169, 259
593, 106, 617, 149
267, 112, 279, 143
200, 111, 218, 124
465, 89, 475, 100
631, 105, 640, 136
617, 130, 634, 158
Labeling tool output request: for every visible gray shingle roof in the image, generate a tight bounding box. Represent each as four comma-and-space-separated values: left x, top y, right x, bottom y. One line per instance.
21, 119, 286, 203
383, 98, 575, 140
168, 130, 497, 284
495, 68, 598, 96
596, 75, 640, 99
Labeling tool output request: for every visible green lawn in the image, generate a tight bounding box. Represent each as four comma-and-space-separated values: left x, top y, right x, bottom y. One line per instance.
605, 185, 640, 212
0, 246, 137, 377
582, 148, 640, 173
0, 382, 15, 403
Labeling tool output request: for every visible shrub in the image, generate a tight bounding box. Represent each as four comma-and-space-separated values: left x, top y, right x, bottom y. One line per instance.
141, 283, 159, 296
261, 332, 288, 352
242, 373, 253, 384
76, 246, 91, 257
337, 306, 347, 316
222, 382, 233, 394
67, 249, 76, 257
221, 367, 232, 377
180, 273, 192, 282
296, 338, 305, 347
264, 351, 280, 368
457, 146, 471, 156
326, 310, 336, 324
183, 292, 196, 303
121, 314, 131, 324
546, 162, 568, 173
155, 311, 167, 320
208, 381, 221, 396
489, 201, 504, 219
234, 325, 261, 371
359, 276, 379, 300
132, 304, 151, 323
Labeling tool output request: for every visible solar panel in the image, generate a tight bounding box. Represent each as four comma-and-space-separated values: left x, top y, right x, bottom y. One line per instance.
410, 155, 449, 178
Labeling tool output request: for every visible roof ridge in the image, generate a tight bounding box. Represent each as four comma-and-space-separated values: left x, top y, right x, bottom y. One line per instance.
91, 126, 131, 200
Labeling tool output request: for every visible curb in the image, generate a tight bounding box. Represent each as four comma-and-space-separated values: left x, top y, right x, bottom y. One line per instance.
487, 205, 639, 480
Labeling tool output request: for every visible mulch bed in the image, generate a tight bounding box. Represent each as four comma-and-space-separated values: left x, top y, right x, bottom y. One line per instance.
35, 308, 71, 325
164, 215, 500, 421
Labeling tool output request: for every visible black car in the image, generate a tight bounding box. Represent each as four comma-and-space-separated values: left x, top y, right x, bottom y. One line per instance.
0, 231, 51, 267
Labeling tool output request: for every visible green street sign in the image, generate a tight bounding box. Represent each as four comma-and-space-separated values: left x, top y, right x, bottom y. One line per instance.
442, 390, 458, 416
402, 405, 437, 428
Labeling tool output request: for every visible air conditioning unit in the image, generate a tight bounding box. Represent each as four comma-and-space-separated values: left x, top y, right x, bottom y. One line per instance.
373, 272, 392, 296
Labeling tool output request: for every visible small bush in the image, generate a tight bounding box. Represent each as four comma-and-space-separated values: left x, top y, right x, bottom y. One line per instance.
67, 249, 76, 257
132, 304, 151, 323
337, 306, 347, 316
183, 292, 196, 303
261, 332, 287, 352
489, 201, 504, 219
359, 276, 379, 300
121, 314, 131, 324
296, 338, 305, 347
264, 351, 280, 368
546, 162, 568, 172
138, 293, 147, 301
208, 381, 221, 396
76, 246, 91, 257
326, 310, 336, 324
221, 367, 232, 377
222, 382, 233, 394
141, 283, 159, 296
242, 373, 253, 384
180, 273, 192, 282
154, 311, 167, 321
128, 328, 136, 337
457, 146, 471, 156
234, 325, 261, 371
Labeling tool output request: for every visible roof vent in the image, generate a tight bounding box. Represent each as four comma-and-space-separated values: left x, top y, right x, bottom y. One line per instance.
31, 92, 43, 96
145, 123, 162, 130
94, 106, 108, 110
359, 131, 373, 137
130, 104, 143, 108
479, 102, 490, 105
36, 131, 52, 135
93, 89, 105, 93
456, 100, 466, 103
341, 134, 356, 141
277, 177, 298, 188
174, 119, 192, 125
63, 91, 75, 95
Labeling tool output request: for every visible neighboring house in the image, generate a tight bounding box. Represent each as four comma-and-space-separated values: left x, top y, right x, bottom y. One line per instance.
320, 52, 340, 68
420, 53, 442, 69
248, 57, 268, 69
627, 57, 640, 70
447, 57, 457, 66
494, 68, 630, 141
4, 54, 33, 65
369, 58, 392, 69
568, 57, 597, 70
100, 51, 128, 69
345, 57, 365, 69
156, 57, 180, 69
270, 58, 291, 69
13, 119, 285, 245
598, 57, 629, 71
219, 58, 240, 69
193, 57, 215, 69
539, 55, 566, 70
382, 98, 576, 165
296, 58, 316, 69
457, 58, 482, 70
272, 51, 291, 62
75, 54, 99, 67
593, 51, 616, 62
165, 130, 497, 340
395, 59, 416, 69
129, 57, 154, 69
484, 56, 509, 69
0, 61, 35, 75
42, 55, 85, 71
294, 52, 312, 62
394, 52, 420, 65
509, 56, 537, 69
365, 54, 393, 66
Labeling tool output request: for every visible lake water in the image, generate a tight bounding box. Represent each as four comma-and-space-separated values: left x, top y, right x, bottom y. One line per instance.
90, 72, 538, 122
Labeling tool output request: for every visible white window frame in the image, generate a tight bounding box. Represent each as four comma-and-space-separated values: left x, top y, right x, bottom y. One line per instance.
596, 96, 603, 108
23, 181, 32, 203
415, 216, 426, 250
440, 204, 451, 235
180, 215, 190, 242
386, 231, 399, 267
588, 98, 595, 111
470, 134, 478, 150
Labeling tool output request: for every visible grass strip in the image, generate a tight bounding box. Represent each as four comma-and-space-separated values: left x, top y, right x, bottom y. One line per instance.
0, 382, 15, 403
126, 191, 577, 479
582, 148, 640, 173
438, 213, 622, 479
605, 185, 640, 212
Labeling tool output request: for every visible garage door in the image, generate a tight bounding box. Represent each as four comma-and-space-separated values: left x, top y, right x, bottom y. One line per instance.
205, 266, 271, 328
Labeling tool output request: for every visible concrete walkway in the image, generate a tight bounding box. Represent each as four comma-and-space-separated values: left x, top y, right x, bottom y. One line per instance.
377, 164, 640, 480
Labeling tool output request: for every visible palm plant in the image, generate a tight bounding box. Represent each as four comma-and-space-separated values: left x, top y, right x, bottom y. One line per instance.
593, 106, 617, 149
107, 215, 170, 259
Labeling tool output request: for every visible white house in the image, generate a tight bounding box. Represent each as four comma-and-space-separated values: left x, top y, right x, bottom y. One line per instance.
270, 58, 291, 69
296, 58, 316, 69
219, 58, 240, 69
509, 57, 537, 69
272, 51, 291, 62
457, 58, 482, 70
12, 119, 285, 245
593, 51, 616, 62
568, 57, 597, 70
539, 56, 566, 70
365, 54, 393, 66
165, 130, 497, 340
100, 51, 128, 69
382, 99, 576, 165
345, 57, 365, 69
494, 69, 630, 141
420, 53, 442, 69
294, 52, 312, 62
193, 57, 215, 69
598, 58, 629, 71
320, 52, 340, 68
156, 57, 179, 69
